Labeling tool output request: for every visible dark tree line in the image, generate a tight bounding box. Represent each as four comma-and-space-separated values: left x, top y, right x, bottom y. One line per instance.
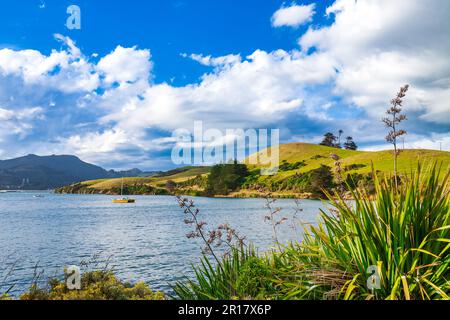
205, 160, 249, 196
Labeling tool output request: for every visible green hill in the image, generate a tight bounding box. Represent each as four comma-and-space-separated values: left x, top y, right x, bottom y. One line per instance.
247, 143, 450, 180
56, 143, 450, 197
55, 166, 211, 194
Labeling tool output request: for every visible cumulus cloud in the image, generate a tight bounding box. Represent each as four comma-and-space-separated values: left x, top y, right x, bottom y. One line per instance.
0, 106, 44, 140
101, 49, 337, 140
299, 0, 450, 123
97, 46, 152, 86
0, 34, 99, 93
2, 42, 335, 166
272, 4, 316, 28
0, 0, 449, 169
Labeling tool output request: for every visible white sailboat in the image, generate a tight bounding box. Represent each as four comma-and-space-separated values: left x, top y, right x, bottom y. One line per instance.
113, 177, 135, 203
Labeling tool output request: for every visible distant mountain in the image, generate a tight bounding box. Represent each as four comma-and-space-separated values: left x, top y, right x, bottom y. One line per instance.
0, 154, 158, 190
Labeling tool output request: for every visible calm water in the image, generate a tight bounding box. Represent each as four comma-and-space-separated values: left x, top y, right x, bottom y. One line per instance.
0, 192, 326, 296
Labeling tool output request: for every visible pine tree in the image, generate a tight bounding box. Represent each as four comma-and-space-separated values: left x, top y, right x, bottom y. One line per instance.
320, 133, 338, 147
343, 136, 358, 150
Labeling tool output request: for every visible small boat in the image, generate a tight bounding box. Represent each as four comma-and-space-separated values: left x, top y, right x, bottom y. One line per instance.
113, 178, 135, 204
113, 198, 136, 204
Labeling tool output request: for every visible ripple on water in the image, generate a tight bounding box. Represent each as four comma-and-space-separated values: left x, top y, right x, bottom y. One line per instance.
0, 193, 324, 296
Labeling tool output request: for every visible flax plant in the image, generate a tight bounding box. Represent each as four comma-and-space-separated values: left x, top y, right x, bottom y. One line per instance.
175, 163, 449, 300
383, 85, 409, 190
283, 163, 449, 300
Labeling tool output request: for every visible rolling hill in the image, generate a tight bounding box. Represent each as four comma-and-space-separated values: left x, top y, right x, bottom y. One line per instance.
55, 166, 211, 194
246, 143, 450, 181
55, 143, 450, 196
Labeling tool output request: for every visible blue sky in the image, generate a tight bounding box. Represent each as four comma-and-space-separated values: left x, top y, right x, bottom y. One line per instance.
0, 0, 333, 85
0, 0, 449, 170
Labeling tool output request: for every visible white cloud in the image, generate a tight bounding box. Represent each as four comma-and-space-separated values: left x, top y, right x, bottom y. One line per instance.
299, 0, 450, 123
63, 47, 340, 166
362, 132, 450, 152
0, 106, 44, 140
1, 0, 450, 169
184, 53, 242, 68
100, 49, 337, 140
97, 46, 152, 86
0, 107, 13, 120
54, 33, 81, 58
272, 4, 315, 28
65, 129, 128, 155
0, 34, 99, 93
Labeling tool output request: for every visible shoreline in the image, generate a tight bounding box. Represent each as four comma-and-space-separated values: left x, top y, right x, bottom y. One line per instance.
53, 188, 333, 201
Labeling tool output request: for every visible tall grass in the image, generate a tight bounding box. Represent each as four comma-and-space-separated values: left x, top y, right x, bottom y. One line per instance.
294, 163, 449, 300
173, 246, 278, 300
174, 164, 450, 300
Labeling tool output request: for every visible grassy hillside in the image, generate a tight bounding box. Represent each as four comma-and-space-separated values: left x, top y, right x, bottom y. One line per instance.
56, 143, 450, 196
57, 166, 211, 193
152, 166, 210, 184
247, 143, 450, 180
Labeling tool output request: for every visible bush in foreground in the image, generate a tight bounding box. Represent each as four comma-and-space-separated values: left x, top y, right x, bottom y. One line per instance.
173, 247, 279, 300
174, 164, 449, 300
292, 163, 449, 300
20, 270, 165, 300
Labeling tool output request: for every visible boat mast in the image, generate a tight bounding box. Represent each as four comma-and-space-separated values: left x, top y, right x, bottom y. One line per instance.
121, 177, 124, 196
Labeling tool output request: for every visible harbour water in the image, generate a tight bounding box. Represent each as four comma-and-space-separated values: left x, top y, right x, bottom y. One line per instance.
0, 192, 326, 296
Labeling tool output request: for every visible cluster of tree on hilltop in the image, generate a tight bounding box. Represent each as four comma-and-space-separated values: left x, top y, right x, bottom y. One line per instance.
319, 130, 358, 150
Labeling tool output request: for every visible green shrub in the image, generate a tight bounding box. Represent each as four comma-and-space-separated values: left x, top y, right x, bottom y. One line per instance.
20, 270, 165, 300
345, 172, 375, 192
279, 160, 307, 172
343, 164, 367, 171
308, 165, 334, 196
178, 175, 208, 189
176, 163, 449, 300
206, 161, 249, 196
250, 165, 335, 196
174, 247, 278, 300
278, 163, 449, 300
275, 165, 333, 195
236, 257, 277, 299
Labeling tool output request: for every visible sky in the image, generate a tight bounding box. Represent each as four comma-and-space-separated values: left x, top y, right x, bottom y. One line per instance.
0, 0, 449, 170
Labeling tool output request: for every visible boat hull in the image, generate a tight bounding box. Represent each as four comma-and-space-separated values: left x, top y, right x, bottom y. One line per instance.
112, 199, 136, 204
